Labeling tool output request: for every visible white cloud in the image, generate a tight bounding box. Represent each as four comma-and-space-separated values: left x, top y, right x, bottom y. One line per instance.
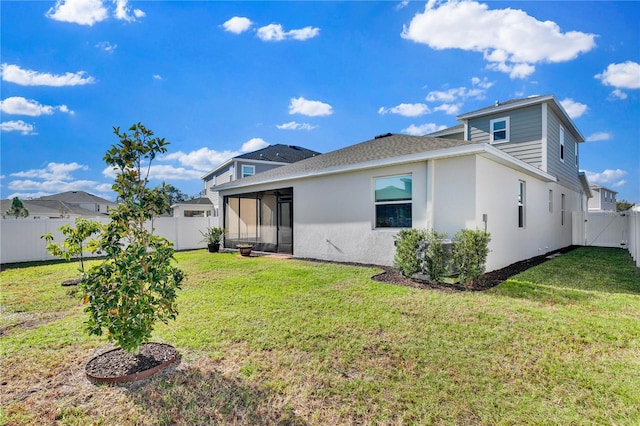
102, 164, 203, 181
1, 64, 95, 86
433, 103, 461, 115
402, 0, 596, 79
10, 162, 88, 181
46, 0, 108, 26
595, 61, 640, 89
95, 41, 117, 52
163, 147, 239, 172
240, 138, 269, 153
584, 168, 628, 187
288, 97, 333, 116
378, 103, 430, 117
114, 0, 145, 22
1, 120, 36, 135
609, 89, 628, 100
613, 180, 627, 188
0, 97, 74, 116
46, 0, 143, 26
396, 0, 410, 10
402, 123, 447, 136
276, 121, 317, 130
559, 98, 587, 119
426, 77, 493, 104
257, 24, 320, 41
585, 132, 612, 142
153, 74, 163, 80
223, 16, 253, 34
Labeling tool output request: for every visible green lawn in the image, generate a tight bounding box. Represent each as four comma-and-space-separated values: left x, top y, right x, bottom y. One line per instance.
1, 247, 639, 425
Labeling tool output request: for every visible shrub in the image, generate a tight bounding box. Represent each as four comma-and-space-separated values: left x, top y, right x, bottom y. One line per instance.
41, 218, 103, 276
82, 123, 184, 354
422, 229, 448, 282
452, 229, 491, 284
394, 229, 426, 277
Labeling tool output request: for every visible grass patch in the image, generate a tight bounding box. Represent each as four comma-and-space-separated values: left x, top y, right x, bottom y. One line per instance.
1, 247, 639, 425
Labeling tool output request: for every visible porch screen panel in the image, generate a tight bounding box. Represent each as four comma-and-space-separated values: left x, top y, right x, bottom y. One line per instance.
226, 197, 240, 240
261, 193, 277, 248
239, 197, 258, 242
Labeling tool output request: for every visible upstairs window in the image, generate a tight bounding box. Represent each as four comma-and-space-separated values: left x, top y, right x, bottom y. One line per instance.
560, 127, 565, 162
242, 165, 255, 178
374, 174, 412, 228
490, 117, 510, 143
575, 141, 578, 167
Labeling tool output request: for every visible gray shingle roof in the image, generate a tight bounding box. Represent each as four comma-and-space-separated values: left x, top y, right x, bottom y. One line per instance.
35, 190, 115, 205
216, 134, 472, 190
236, 144, 320, 163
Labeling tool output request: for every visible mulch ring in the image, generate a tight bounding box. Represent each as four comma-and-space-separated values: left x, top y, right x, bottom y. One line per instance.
85, 343, 178, 384
372, 246, 579, 292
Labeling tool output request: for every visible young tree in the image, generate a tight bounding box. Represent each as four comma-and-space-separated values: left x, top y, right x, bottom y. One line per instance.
42, 218, 103, 276
5, 197, 29, 218
82, 123, 184, 353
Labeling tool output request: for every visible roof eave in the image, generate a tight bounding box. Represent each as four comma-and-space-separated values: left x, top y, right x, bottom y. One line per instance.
217, 143, 556, 193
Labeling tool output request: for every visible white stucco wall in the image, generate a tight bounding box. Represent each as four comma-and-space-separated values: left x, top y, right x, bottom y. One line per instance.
293, 163, 428, 266
475, 155, 578, 271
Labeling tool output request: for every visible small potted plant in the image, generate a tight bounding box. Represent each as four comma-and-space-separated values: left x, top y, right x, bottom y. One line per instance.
200, 227, 224, 253
237, 243, 254, 257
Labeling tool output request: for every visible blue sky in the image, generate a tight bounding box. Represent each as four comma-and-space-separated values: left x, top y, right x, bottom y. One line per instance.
1, 0, 639, 203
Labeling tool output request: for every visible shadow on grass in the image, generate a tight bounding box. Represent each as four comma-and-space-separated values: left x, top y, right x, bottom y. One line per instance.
125, 359, 307, 425
491, 247, 640, 302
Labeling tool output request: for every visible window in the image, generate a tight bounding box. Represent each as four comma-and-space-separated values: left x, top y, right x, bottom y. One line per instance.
490, 117, 510, 143
242, 165, 255, 178
575, 141, 578, 167
561, 194, 566, 226
518, 181, 526, 228
560, 127, 565, 162
374, 174, 412, 228
549, 189, 553, 213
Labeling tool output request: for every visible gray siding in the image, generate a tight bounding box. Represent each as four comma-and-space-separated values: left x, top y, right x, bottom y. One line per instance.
468, 105, 543, 167
236, 160, 284, 178
547, 109, 581, 192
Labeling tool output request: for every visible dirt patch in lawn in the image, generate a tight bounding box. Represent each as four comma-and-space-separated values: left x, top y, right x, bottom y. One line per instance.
372, 246, 579, 292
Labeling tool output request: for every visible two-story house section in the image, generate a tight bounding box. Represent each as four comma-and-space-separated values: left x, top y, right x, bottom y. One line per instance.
588, 185, 617, 211
201, 144, 320, 226
215, 94, 592, 271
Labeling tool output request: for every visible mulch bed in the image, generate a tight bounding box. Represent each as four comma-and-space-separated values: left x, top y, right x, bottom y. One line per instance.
372, 246, 578, 292
85, 343, 177, 382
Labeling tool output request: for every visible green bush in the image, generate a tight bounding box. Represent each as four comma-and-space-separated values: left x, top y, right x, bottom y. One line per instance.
393, 229, 426, 277
452, 229, 491, 284
41, 218, 103, 276
422, 229, 448, 282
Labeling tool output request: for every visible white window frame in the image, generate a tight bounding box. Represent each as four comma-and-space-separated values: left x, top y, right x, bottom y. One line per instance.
574, 141, 578, 167
373, 173, 412, 229
518, 180, 526, 228
241, 165, 255, 178
560, 126, 565, 162
490, 117, 510, 144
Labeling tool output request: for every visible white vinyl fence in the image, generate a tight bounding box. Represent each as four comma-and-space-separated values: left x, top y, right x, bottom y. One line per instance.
573, 210, 640, 267
0, 217, 215, 264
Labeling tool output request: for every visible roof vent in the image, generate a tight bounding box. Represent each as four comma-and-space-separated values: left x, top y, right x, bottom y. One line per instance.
495, 100, 499, 106
374, 132, 393, 139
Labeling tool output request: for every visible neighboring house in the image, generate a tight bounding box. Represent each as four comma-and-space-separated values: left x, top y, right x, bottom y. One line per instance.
201, 144, 320, 226
1, 191, 116, 219
171, 197, 213, 218
215, 95, 590, 272
588, 185, 617, 211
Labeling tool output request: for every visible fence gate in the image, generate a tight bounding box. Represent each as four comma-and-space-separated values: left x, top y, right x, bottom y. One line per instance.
583, 211, 629, 248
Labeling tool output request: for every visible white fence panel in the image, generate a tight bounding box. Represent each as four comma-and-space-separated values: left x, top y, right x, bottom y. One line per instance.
1, 217, 214, 264
572, 212, 586, 246
584, 211, 629, 248
626, 212, 640, 267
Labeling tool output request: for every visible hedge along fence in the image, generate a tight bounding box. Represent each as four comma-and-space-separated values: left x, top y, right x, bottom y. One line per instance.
394, 228, 491, 284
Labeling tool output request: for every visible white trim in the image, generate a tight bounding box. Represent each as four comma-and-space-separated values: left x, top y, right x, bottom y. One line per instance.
463, 121, 469, 141
241, 164, 256, 178
201, 159, 291, 180
489, 116, 510, 144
